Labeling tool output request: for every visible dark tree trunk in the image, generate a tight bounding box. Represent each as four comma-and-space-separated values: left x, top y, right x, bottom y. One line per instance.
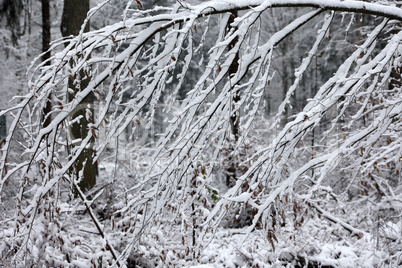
228, 11, 241, 143
61, 0, 97, 192
226, 11, 241, 187
41, 0, 52, 128
60, 0, 90, 36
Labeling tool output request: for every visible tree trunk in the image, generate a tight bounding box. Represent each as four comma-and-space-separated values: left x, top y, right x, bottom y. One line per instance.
41, 0, 51, 128
226, 11, 241, 187
228, 11, 241, 143
61, 0, 97, 192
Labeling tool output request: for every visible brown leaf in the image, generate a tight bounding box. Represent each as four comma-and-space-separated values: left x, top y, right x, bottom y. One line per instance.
201, 166, 206, 175
91, 128, 98, 139
135, 0, 143, 9
128, 67, 134, 77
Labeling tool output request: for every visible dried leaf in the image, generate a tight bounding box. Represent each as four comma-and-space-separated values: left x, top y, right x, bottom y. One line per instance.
267, 230, 276, 251
91, 128, 98, 139
135, 0, 143, 9
128, 67, 134, 77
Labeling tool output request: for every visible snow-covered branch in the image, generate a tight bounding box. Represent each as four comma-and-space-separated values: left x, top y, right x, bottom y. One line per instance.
1, 0, 401, 266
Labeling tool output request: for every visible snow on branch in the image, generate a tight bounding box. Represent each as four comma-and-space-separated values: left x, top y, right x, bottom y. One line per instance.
0, 0, 401, 266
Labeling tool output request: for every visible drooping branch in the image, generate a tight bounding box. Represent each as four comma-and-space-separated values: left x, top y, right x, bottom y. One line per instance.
189, 0, 402, 22
1, 0, 402, 265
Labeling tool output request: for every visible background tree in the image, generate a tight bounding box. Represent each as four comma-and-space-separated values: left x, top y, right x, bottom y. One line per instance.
41, 0, 52, 127
0, 0, 24, 45
60, 0, 97, 192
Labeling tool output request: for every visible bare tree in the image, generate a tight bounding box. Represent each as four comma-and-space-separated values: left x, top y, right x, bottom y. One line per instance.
0, 0, 401, 266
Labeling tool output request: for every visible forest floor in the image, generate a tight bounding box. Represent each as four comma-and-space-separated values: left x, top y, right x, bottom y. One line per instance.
92, 158, 400, 267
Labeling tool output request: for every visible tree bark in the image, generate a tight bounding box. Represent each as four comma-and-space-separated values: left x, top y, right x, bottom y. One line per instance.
61, 0, 97, 192
41, 0, 51, 128
61, 0, 90, 36
228, 11, 240, 143
226, 11, 241, 187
